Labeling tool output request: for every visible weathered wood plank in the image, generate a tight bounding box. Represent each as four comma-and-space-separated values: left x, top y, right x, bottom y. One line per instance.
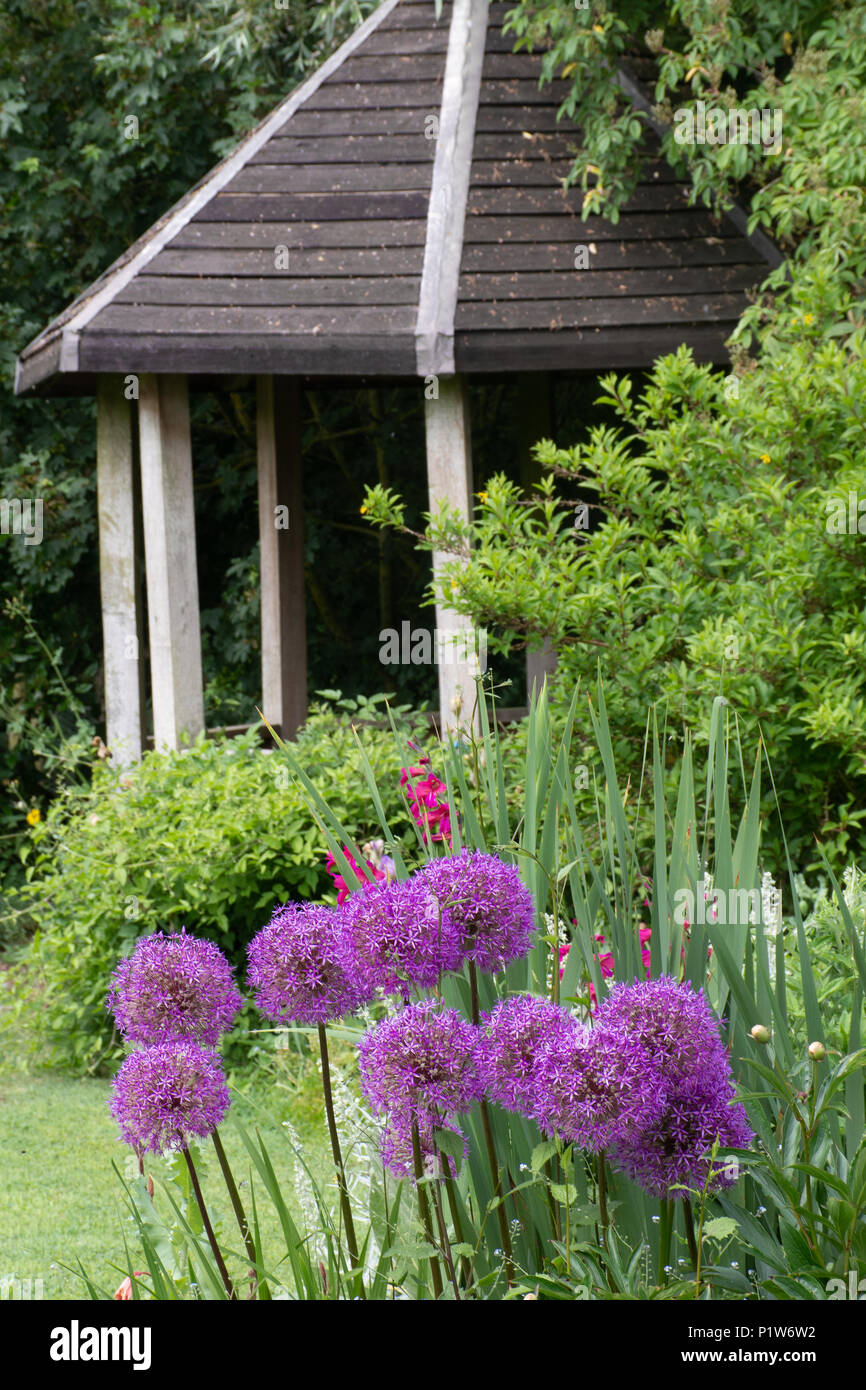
97, 377, 143, 765
195, 190, 429, 222
137, 374, 205, 752
465, 183, 691, 214
455, 292, 745, 329
250, 134, 440, 164
144, 236, 762, 279
80, 334, 419, 376
362, 27, 450, 54
339, 53, 449, 81
454, 323, 734, 371
254, 133, 677, 180
170, 220, 429, 249
117, 275, 422, 306
301, 81, 445, 109
169, 211, 737, 252
458, 264, 760, 300
481, 52, 565, 78
461, 210, 734, 242
235, 160, 681, 195
278, 107, 444, 136
258, 376, 306, 737
379, 0, 453, 22
474, 103, 579, 132
145, 247, 428, 276
95, 304, 419, 334
476, 78, 574, 104
232, 164, 438, 194
462, 236, 761, 270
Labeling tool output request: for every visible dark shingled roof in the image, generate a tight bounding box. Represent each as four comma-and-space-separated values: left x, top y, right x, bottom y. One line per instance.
15, 0, 780, 396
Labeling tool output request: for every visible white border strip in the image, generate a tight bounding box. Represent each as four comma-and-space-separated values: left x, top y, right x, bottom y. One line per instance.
23, 0, 404, 376
415, 0, 489, 376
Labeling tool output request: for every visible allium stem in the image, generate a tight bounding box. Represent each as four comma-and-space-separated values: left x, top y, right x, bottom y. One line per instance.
684, 1199, 699, 1272
411, 1120, 444, 1299
431, 1162, 461, 1301
211, 1129, 259, 1299
182, 1146, 236, 1301
597, 1150, 610, 1235
468, 962, 515, 1287
657, 1198, 674, 1286
317, 1023, 365, 1300
441, 1158, 472, 1289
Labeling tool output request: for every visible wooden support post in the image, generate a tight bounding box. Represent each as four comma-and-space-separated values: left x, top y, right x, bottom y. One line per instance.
138, 374, 205, 752
518, 373, 558, 702
257, 376, 307, 738
97, 376, 143, 765
424, 375, 480, 735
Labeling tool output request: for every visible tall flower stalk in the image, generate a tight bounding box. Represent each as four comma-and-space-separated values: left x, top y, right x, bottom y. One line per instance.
318, 1022, 365, 1298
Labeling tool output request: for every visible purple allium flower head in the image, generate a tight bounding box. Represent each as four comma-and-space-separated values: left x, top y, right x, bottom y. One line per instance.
594, 975, 734, 1087
417, 850, 536, 973
247, 900, 366, 1025
106, 928, 242, 1046
596, 977, 753, 1198
359, 1000, 483, 1125
110, 1041, 230, 1155
478, 994, 575, 1115
343, 877, 462, 998
610, 1070, 753, 1199
532, 1018, 665, 1150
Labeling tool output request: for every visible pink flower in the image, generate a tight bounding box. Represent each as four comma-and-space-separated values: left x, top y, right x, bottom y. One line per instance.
400, 764, 452, 844
559, 925, 652, 1006
113, 1273, 146, 1300
325, 849, 386, 906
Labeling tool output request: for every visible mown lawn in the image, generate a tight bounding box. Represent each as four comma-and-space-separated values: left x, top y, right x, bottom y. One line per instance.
0, 1062, 337, 1300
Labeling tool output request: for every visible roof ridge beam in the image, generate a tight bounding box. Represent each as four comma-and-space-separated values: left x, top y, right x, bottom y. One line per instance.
415, 0, 490, 376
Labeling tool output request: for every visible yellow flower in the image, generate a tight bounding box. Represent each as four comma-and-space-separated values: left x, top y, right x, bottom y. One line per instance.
360, 504, 368, 515
26, 807, 41, 826
593, 24, 605, 34
760, 453, 771, 463
478, 490, 488, 502
804, 313, 814, 325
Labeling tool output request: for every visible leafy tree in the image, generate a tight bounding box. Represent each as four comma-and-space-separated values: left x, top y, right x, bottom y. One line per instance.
362, 3, 866, 874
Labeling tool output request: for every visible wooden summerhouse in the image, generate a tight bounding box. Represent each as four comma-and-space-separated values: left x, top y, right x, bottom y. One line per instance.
14, 0, 781, 764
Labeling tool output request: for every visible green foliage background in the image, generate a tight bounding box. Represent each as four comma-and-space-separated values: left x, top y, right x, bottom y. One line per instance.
4, 698, 426, 1071
363, 0, 866, 877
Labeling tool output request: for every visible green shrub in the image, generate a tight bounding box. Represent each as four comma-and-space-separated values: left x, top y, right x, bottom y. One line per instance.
3, 696, 425, 1073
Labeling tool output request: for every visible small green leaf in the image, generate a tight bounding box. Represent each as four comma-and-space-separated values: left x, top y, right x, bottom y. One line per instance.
531, 1140, 558, 1173
702, 1216, 739, 1241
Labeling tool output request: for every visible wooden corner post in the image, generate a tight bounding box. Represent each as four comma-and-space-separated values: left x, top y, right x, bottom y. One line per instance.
138, 374, 205, 752
96, 376, 144, 765
424, 376, 481, 734
257, 376, 307, 739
